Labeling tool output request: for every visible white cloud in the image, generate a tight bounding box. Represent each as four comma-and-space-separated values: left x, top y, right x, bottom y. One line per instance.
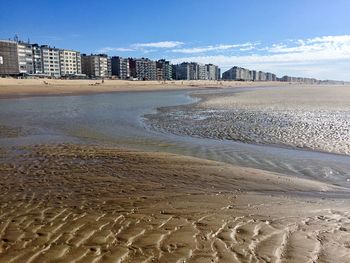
97, 35, 350, 80
132, 41, 184, 49
267, 35, 350, 54
97, 47, 135, 53
170, 35, 350, 81
172, 42, 257, 54
97, 41, 184, 54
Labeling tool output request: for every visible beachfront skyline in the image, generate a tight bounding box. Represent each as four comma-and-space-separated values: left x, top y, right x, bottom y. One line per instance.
1, 0, 350, 80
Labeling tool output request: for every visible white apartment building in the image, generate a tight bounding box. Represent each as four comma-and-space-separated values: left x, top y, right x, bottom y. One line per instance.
59, 49, 81, 76
198, 64, 208, 80
41, 46, 60, 77
17, 42, 34, 74
206, 64, 219, 80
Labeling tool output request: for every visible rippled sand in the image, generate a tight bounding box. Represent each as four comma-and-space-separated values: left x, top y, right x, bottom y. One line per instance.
1, 143, 350, 262
147, 85, 350, 155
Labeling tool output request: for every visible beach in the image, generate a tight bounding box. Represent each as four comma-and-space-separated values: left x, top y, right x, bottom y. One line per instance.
1, 143, 350, 262
0, 79, 350, 262
0, 78, 290, 98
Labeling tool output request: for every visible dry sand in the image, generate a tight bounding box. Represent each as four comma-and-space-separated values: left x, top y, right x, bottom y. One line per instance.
0, 142, 350, 262
0, 78, 291, 98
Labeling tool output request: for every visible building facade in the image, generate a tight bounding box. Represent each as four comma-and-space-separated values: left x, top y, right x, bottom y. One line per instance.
132, 58, 156, 80
198, 64, 208, 80
59, 49, 81, 76
0, 40, 19, 75
107, 58, 112, 77
156, 59, 172, 80
41, 46, 61, 77
173, 62, 220, 80
17, 42, 34, 74
32, 44, 43, 74
206, 64, 220, 80
111, 56, 130, 79
81, 54, 109, 78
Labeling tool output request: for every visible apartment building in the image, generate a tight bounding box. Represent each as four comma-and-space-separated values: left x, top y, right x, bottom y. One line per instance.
206, 64, 217, 80
0, 40, 19, 75
198, 64, 208, 80
81, 54, 109, 78
32, 44, 43, 74
258, 71, 266, 81
59, 49, 81, 76
111, 56, 129, 79
173, 63, 189, 80
107, 57, 112, 77
17, 42, 34, 74
156, 59, 172, 80
156, 61, 164, 81
266, 72, 274, 81
173, 62, 220, 80
223, 67, 276, 81
41, 46, 61, 77
129, 58, 156, 80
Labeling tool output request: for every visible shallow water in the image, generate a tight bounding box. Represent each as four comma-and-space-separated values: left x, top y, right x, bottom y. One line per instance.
146, 86, 350, 155
0, 88, 350, 188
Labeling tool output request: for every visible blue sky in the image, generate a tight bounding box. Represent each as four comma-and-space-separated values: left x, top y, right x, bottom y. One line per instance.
1, 0, 350, 80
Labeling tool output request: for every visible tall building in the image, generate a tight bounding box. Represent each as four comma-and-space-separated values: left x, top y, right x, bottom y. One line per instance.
173, 62, 220, 80
32, 44, 43, 74
206, 64, 220, 80
17, 42, 34, 74
40, 46, 61, 77
1, 38, 83, 77
156, 61, 164, 81
173, 63, 189, 80
266, 72, 274, 81
129, 58, 156, 80
251, 70, 259, 81
258, 71, 266, 81
171, 64, 178, 80
107, 57, 112, 77
0, 40, 19, 75
222, 66, 252, 81
188, 62, 199, 80
111, 56, 129, 79
216, 67, 221, 80
198, 64, 208, 80
156, 59, 172, 80
81, 54, 109, 78
59, 49, 81, 76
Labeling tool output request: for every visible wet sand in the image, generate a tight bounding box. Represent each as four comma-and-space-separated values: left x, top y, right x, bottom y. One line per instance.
0, 142, 350, 262
147, 85, 350, 155
0, 78, 290, 99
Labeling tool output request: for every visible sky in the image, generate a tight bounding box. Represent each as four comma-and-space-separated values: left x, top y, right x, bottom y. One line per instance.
1, 0, 350, 80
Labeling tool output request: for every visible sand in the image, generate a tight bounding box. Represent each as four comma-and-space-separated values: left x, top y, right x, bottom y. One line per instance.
1, 82, 350, 262
0, 142, 350, 262
0, 78, 291, 98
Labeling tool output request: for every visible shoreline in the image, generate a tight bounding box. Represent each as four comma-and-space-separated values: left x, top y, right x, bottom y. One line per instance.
0, 78, 306, 99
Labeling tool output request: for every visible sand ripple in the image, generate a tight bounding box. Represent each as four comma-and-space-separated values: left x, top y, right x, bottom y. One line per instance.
0, 144, 349, 262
